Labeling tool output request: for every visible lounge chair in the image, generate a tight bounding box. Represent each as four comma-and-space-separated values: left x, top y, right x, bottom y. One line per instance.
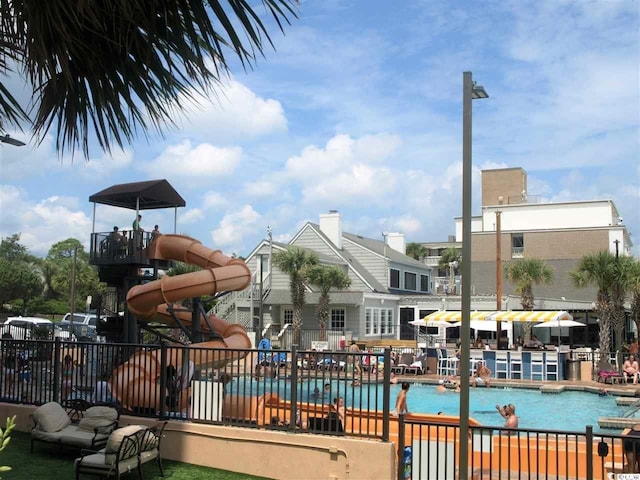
31, 401, 120, 453
74, 423, 164, 479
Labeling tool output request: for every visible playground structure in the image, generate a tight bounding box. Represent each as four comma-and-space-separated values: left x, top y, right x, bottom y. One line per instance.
88, 180, 252, 413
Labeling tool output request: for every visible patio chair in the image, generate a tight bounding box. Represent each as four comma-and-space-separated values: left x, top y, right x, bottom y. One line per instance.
74, 425, 144, 480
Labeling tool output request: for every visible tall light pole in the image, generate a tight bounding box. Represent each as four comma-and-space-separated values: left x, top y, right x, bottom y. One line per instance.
459, 71, 489, 479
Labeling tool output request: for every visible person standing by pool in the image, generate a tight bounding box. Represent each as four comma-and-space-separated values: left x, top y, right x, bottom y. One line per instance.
623, 424, 640, 473
496, 403, 518, 429
395, 382, 411, 416
349, 340, 361, 377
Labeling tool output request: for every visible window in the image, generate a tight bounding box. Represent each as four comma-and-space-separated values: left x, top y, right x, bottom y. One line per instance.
331, 308, 345, 329
404, 272, 417, 291
365, 308, 394, 336
390, 269, 400, 288
512, 233, 524, 258
420, 274, 430, 293
283, 309, 293, 325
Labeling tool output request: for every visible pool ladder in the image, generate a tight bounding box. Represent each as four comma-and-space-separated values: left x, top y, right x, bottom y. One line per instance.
623, 399, 640, 418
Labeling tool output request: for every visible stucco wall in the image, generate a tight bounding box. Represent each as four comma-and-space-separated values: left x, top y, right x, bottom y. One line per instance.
7, 403, 395, 480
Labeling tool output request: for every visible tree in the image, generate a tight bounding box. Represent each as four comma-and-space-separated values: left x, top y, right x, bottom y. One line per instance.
307, 265, 351, 341
45, 239, 104, 309
571, 251, 618, 363
273, 247, 318, 344
438, 247, 462, 276
406, 243, 428, 261
504, 258, 554, 341
0, 1, 297, 156
0, 234, 43, 311
625, 259, 640, 341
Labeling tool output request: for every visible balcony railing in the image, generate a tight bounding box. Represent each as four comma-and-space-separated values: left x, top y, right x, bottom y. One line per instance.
511, 246, 524, 258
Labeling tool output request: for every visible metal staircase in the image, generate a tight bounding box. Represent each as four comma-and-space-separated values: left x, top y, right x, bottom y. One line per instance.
208, 271, 271, 327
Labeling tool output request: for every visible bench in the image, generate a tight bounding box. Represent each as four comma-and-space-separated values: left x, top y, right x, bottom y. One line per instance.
31, 400, 120, 453
74, 422, 166, 479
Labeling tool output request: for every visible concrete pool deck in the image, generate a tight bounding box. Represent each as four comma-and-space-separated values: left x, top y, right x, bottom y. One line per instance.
393, 373, 640, 397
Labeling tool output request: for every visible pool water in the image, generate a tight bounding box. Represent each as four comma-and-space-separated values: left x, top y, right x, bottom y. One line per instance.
394, 384, 624, 432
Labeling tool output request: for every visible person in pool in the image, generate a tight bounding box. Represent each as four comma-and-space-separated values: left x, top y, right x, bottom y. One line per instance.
496, 403, 519, 429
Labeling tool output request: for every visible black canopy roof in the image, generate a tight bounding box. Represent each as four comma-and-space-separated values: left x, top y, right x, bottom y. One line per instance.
89, 179, 185, 210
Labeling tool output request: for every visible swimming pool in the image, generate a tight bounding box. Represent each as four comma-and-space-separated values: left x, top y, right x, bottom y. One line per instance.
229, 378, 628, 432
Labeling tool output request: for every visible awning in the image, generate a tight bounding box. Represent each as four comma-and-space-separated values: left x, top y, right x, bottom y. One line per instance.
423, 311, 495, 322
533, 319, 585, 328
410, 319, 456, 328
488, 310, 573, 323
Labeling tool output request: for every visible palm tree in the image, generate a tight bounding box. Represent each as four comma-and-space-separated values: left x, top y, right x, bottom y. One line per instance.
625, 259, 640, 340
0, 1, 296, 156
307, 265, 351, 341
406, 243, 428, 261
504, 258, 554, 341
273, 247, 318, 344
570, 251, 617, 361
438, 247, 462, 277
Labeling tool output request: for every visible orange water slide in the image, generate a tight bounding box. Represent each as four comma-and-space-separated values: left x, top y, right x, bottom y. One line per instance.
112, 234, 253, 412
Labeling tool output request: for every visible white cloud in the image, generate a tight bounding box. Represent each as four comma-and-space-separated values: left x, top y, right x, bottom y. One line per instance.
202, 191, 228, 209
178, 78, 287, 141
0, 186, 91, 256
211, 205, 261, 249
82, 148, 133, 176
144, 141, 241, 179
180, 208, 205, 225
243, 180, 280, 197
285, 133, 402, 205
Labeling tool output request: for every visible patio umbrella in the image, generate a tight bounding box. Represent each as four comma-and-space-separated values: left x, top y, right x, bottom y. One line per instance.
533, 319, 585, 346
533, 319, 585, 329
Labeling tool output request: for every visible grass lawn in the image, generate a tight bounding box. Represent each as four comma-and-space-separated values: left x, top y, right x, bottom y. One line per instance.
2, 431, 272, 479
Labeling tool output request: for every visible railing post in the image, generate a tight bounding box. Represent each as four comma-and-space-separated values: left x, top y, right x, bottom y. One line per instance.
290, 344, 298, 432
52, 337, 61, 404
382, 348, 391, 442
397, 413, 406, 480
159, 343, 167, 420
586, 425, 593, 480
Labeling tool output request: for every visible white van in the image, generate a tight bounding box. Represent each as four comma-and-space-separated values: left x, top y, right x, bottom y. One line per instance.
1, 317, 53, 340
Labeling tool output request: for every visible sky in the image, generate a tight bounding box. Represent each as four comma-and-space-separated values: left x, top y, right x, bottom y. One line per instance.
1, 0, 639, 258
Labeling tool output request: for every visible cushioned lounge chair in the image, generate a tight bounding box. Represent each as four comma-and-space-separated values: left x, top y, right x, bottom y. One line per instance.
31, 401, 119, 453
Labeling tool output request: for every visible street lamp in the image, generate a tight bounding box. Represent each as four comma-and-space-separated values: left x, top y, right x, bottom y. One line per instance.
0, 134, 26, 146
459, 71, 489, 479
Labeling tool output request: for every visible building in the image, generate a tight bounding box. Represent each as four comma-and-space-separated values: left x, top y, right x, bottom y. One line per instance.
212, 211, 434, 348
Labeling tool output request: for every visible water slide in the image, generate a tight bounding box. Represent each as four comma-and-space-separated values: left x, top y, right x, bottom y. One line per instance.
110, 234, 252, 412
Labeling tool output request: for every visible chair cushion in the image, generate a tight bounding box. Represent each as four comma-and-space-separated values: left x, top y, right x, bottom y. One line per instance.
59, 425, 109, 448
33, 402, 71, 433
104, 425, 144, 464
84, 406, 118, 422
76, 452, 139, 473
77, 406, 118, 432
78, 416, 114, 432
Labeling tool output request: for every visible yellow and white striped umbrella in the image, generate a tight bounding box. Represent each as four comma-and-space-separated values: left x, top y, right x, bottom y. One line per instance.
488, 310, 573, 323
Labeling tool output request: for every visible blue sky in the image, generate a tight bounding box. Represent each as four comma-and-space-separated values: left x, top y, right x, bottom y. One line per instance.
1, 0, 639, 257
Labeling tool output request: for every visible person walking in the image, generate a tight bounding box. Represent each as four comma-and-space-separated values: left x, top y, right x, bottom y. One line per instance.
395, 382, 411, 416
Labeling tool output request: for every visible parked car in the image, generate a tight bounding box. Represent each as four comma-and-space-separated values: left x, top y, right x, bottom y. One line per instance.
59, 313, 98, 341
1, 317, 53, 340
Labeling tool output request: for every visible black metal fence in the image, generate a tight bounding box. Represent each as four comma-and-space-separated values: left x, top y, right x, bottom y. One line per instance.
396, 415, 633, 480
0, 339, 391, 440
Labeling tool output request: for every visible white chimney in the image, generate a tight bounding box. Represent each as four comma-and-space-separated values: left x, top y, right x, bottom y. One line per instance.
385, 232, 405, 255
320, 210, 343, 249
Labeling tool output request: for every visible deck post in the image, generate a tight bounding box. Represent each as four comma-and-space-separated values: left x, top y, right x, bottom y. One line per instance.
586, 425, 593, 480
397, 413, 406, 480
382, 348, 391, 442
